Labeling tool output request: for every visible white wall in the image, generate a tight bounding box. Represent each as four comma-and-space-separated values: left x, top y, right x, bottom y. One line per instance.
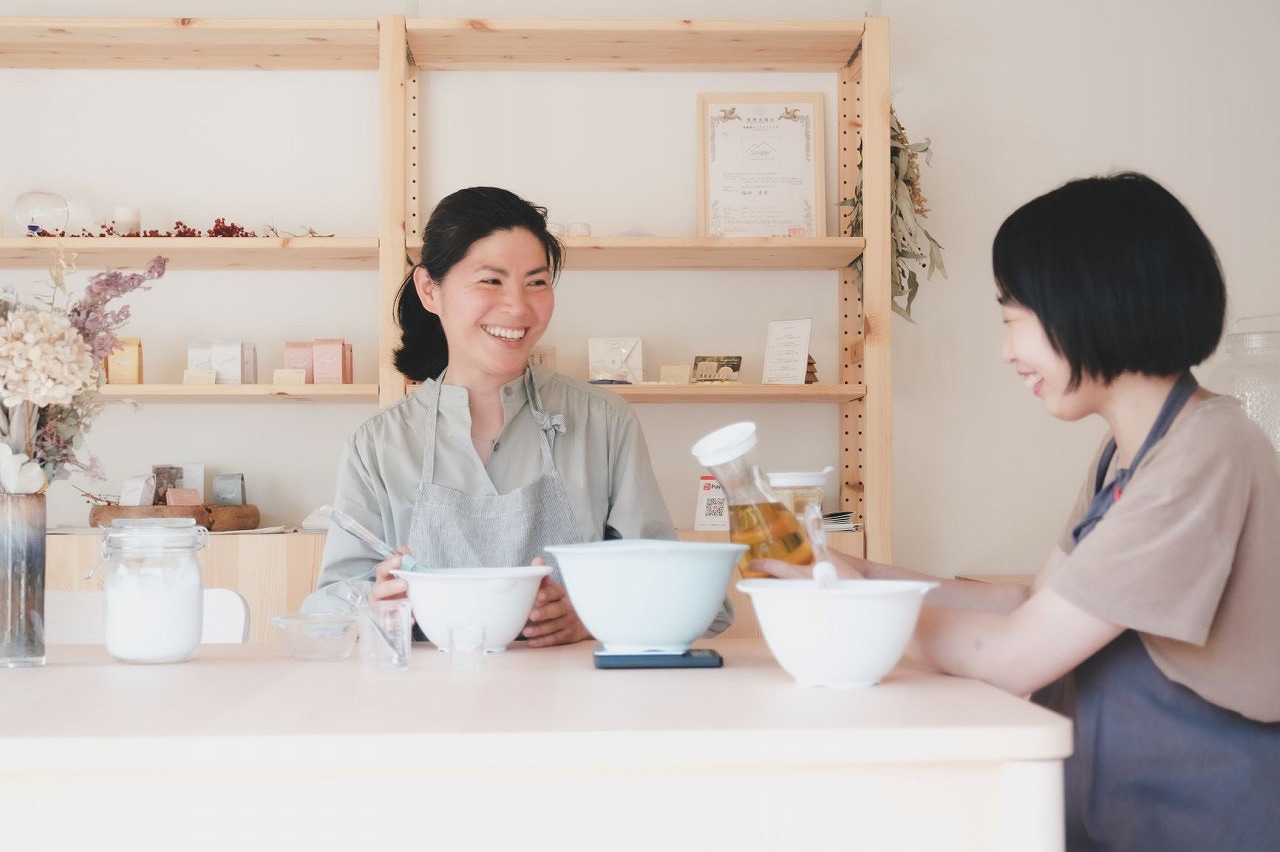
2, 0, 1274, 579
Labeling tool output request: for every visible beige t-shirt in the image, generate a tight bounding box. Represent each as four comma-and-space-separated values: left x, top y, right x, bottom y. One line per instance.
1043, 395, 1280, 722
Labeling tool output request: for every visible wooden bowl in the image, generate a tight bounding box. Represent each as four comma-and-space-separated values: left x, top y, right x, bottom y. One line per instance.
88, 504, 261, 532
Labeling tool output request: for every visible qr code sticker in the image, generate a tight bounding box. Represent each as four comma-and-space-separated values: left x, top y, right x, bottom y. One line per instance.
704, 497, 726, 517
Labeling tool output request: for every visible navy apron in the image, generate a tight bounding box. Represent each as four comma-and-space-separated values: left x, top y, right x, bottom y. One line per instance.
1032, 373, 1280, 850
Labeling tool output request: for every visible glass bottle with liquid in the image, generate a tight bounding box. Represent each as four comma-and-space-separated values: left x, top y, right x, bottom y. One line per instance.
691, 422, 813, 578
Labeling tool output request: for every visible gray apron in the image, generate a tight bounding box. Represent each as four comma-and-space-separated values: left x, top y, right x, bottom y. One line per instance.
406, 369, 586, 586
1033, 374, 1280, 850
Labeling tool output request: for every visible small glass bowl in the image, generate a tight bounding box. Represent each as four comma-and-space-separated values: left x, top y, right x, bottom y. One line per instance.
270, 613, 359, 661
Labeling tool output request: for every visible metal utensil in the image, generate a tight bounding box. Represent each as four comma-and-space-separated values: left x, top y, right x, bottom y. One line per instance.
319, 504, 422, 572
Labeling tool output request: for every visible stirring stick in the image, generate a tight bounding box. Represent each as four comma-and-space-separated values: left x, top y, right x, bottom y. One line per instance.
319, 504, 422, 572
802, 503, 838, 588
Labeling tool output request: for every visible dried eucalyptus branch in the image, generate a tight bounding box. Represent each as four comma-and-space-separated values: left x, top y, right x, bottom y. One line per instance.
841, 108, 947, 321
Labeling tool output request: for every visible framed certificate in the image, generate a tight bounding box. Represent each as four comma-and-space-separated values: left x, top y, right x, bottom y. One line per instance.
698, 92, 826, 238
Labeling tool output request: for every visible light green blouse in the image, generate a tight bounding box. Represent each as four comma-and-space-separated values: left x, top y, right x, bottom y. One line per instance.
304, 367, 734, 633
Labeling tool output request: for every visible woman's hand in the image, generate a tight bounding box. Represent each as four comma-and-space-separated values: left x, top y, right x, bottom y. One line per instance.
746, 549, 867, 580
370, 548, 412, 601
523, 559, 591, 647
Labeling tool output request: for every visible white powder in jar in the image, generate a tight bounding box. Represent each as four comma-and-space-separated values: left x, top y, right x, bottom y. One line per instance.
104, 560, 203, 663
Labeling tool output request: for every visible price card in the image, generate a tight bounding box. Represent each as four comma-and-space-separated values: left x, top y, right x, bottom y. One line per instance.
761, 318, 812, 384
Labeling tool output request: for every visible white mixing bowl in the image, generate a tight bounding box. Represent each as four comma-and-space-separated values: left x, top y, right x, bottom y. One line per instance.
392, 566, 550, 652
545, 539, 746, 653
738, 578, 937, 687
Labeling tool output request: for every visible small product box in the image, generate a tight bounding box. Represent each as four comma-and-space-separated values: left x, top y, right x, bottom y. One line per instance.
273, 368, 307, 385
211, 340, 243, 385
152, 465, 183, 506
186, 341, 213, 372
343, 341, 353, 384
179, 463, 205, 503
164, 487, 202, 507
105, 337, 143, 384
241, 342, 258, 384
313, 338, 345, 384
213, 473, 246, 506
118, 474, 156, 507
283, 341, 314, 383
183, 369, 217, 385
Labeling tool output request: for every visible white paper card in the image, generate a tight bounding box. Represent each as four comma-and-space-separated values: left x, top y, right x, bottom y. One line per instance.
761, 318, 812, 385
693, 476, 730, 531
588, 337, 643, 383
179, 464, 205, 502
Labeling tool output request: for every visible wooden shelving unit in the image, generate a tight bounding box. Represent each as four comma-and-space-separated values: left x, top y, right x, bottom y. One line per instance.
0, 15, 893, 561
96, 384, 379, 403
0, 237, 379, 271
405, 236, 866, 271
394, 17, 893, 560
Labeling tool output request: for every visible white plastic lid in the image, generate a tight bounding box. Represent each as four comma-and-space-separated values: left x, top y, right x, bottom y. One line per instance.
767, 470, 831, 488
1225, 331, 1280, 355
691, 421, 758, 467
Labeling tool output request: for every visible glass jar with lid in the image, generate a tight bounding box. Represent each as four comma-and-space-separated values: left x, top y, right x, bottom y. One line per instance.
97, 517, 208, 664
766, 468, 832, 518
1209, 317, 1280, 458
691, 421, 813, 578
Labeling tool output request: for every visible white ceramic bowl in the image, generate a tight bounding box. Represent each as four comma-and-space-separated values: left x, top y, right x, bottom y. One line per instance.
270, 612, 359, 661
545, 539, 746, 653
392, 566, 550, 652
738, 578, 937, 687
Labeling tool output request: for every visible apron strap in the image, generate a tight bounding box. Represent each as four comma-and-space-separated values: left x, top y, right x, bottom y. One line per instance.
1072, 372, 1198, 544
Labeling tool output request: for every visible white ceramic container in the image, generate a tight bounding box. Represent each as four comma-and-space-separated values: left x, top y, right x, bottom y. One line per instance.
392, 566, 550, 652
546, 539, 745, 653
739, 578, 936, 687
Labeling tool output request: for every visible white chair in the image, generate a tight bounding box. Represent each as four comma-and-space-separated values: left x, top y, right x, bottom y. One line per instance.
44, 588, 250, 644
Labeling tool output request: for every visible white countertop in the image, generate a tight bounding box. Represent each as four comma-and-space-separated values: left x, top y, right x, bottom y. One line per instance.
3, 639, 1072, 851
1, 639, 1070, 772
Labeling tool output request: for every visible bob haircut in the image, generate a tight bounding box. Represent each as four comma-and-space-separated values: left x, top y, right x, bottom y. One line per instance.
393, 186, 564, 382
992, 171, 1225, 389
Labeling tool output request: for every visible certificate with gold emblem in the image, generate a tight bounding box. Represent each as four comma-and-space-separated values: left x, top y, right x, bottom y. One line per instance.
698, 92, 825, 238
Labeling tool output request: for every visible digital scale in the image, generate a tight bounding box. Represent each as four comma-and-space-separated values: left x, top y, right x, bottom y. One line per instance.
593, 647, 723, 669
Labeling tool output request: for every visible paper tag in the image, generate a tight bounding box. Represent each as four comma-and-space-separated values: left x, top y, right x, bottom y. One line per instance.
693, 476, 730, 531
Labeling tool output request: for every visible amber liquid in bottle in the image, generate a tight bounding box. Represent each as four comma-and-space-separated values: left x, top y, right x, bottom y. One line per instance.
729, 501, 814, 578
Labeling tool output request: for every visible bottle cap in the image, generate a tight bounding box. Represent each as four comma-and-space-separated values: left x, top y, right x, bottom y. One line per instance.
691, 421, 757, 467
766, 470, 830, 488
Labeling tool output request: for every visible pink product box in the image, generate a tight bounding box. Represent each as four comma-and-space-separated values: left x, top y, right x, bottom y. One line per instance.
283, 341, 314, 383
313, 338, 349, 384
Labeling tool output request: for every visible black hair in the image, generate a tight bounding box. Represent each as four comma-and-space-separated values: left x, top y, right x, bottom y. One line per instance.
393, 186, 564, 382
992, 171, 1225, 389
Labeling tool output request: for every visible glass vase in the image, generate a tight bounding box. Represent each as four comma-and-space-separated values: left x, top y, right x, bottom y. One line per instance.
0, 493, 46, 667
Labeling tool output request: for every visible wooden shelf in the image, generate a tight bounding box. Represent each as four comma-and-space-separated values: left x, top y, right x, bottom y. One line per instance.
406, 236, 863, 271
609, 383, 864, 404
0, 19, 380, 69
0, 237, 379, 271
406, 19, 864, 71
97, 384, 379, 403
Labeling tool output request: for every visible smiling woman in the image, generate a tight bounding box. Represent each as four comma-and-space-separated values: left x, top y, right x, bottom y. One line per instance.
304, 187, 730, 646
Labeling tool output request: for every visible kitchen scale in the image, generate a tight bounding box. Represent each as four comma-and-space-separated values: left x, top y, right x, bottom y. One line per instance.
593, 647, 723, 669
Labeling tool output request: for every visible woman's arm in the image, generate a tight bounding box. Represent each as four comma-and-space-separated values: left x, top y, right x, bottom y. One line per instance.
915, 586, 1124, 695
747, 547, 1063, 615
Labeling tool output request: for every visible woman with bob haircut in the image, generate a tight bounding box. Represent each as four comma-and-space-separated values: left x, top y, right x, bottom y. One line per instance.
752, 172, 1280, 849
306, 186, 729, 644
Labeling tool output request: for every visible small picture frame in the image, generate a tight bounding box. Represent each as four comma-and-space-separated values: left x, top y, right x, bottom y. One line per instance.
698, 92, 826, 238
691, 355, 742, 383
